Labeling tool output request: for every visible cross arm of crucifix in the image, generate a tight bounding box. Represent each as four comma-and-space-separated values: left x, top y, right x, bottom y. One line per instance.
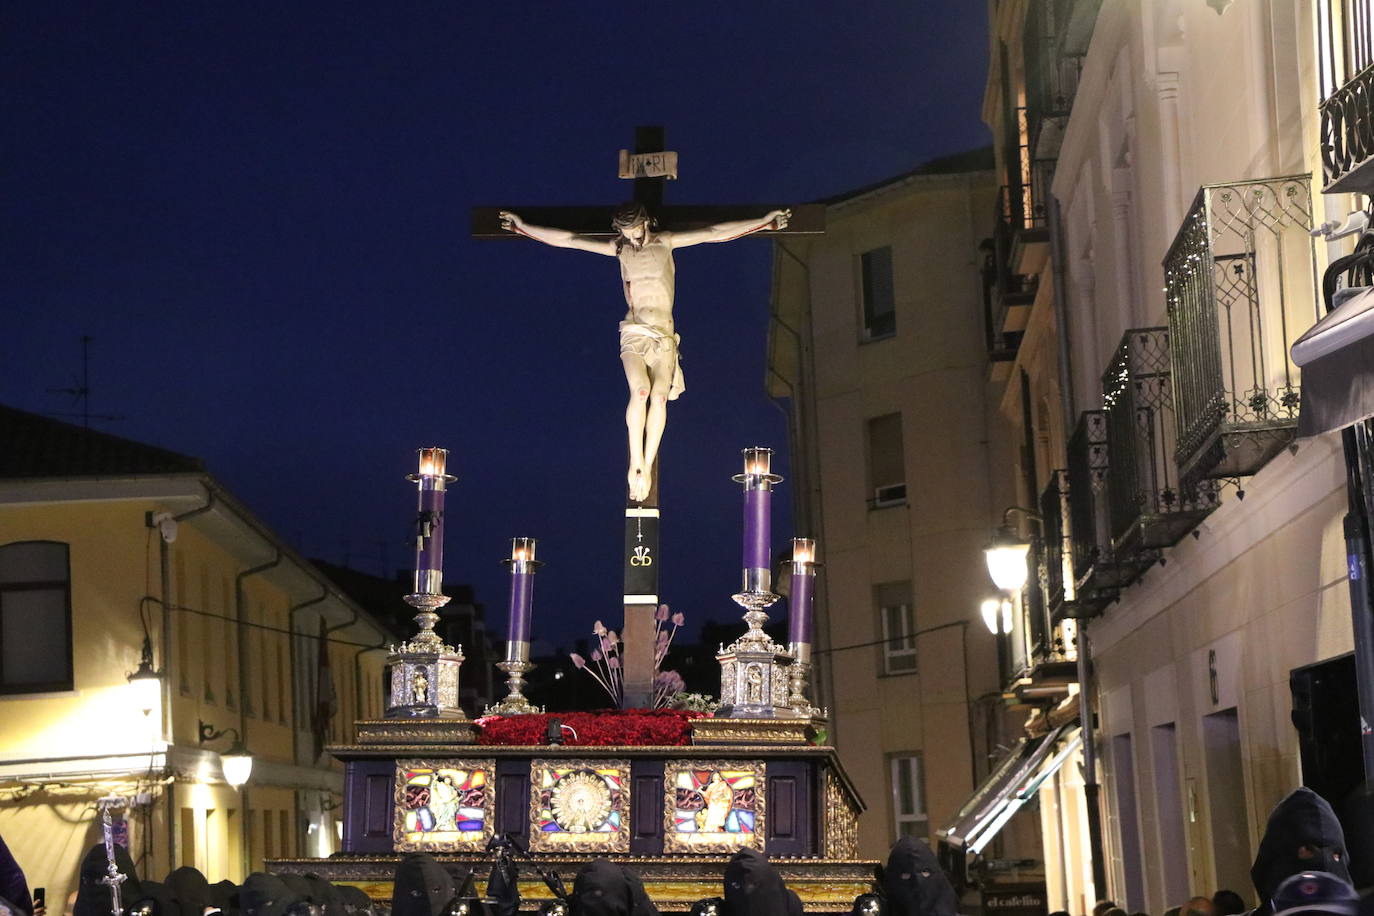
472, 205, 824, 239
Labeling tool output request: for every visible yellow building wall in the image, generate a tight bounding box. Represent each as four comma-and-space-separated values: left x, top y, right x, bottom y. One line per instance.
0, 493, 389, 896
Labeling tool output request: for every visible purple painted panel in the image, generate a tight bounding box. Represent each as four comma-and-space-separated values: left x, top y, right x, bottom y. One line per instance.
765, 760, 813, 857
630, 759, 664, 855
343, 760, 397, 854
495, 759, 530, 843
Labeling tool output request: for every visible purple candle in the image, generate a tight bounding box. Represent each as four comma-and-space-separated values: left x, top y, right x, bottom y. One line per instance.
736, 447, 780, 576
411, 448, 450, 596
789, 538, 817, 644
505, 538, 538, 645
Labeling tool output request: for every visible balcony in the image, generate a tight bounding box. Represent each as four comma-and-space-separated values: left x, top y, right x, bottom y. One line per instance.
1038, 468, 1072, 620
1102, 328, 1219, 556
1318, 1, 1374, 193
1163, 175, 1319, 488
1066, 410, 1158, 613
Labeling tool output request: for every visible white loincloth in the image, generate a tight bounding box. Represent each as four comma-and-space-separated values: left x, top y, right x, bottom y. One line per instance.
619, 321, 685, 400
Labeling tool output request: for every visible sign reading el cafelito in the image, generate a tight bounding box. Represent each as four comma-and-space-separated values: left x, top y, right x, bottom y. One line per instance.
618, 149, 678, 180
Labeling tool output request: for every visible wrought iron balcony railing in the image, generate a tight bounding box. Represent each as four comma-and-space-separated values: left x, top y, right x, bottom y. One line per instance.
1321, 61, 1374, 193
1066, 411, 1144, 613
1163, 175, 1320, 488
1318, 1, 1374, 192
1102, 328, 1219, 556
1038, 469, 1072, 620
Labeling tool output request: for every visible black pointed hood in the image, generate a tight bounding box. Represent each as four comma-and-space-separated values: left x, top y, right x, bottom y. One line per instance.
881, 836, 959, 916
74, 843, 143, 916
1252, 788, 1352, 915
722, 849, 801, 916
569, 860, 658, 916
391, 854, 454, 916
240, 875, 292, 916
167, 867, 211, 916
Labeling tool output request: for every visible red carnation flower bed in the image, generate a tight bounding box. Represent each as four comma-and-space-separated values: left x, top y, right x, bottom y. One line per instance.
476, 708, 708, 746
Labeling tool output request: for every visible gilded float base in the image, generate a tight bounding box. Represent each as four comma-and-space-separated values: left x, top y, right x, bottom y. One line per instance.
352, 718, 477, 746
689, 716, 818, 746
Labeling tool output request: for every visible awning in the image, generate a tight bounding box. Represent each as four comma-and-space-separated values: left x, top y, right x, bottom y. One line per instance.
937, 722, 1082, 858
1293, 285, 1374, 437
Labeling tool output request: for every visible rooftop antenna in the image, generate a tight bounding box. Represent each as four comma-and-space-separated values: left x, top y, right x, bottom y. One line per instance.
46, 335, 123, 426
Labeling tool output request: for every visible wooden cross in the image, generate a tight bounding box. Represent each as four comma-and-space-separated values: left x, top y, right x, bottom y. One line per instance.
473, 126, 823, 707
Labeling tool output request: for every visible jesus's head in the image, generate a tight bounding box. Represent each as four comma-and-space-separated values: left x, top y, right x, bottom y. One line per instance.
612, 202, 652, 249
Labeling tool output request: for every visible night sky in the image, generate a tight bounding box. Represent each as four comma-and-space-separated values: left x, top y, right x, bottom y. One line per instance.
2, 3, 990, 649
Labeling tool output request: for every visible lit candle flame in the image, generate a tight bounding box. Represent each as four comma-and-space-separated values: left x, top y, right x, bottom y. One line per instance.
742, 447, 772, 476
791, 537, 816, 566
417, 447, 447, 478
510, 537, 537, 563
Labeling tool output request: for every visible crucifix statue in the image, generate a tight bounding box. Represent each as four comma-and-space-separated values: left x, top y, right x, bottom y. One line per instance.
498, 203, 790, 502
473, 126, 822, 707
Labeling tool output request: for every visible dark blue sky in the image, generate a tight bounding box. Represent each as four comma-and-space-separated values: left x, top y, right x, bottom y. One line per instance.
2, 2, 990, 647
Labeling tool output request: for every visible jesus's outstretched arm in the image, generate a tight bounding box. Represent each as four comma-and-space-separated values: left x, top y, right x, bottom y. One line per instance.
669, 209, 791, 248
499, 211, 617, 256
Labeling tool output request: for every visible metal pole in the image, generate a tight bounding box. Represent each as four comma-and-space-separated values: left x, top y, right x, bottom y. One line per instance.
1341, 419, 1374, 775
1076, 623, 1108, 896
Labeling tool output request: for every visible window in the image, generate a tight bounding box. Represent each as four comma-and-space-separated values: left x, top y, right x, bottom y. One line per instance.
877, 581, 916, 674
0, 541, 74, 693
890, 755, 928, 840
867, 413, 907, 507
860, 246, 896, 339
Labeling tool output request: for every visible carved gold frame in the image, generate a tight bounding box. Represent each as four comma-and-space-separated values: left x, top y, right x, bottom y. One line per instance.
527, 758, 631, 854
662, 759, 766, 854
392, 758, 496, 851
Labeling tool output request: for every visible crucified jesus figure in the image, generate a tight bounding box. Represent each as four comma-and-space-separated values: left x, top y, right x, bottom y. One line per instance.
500, 203, 790, 503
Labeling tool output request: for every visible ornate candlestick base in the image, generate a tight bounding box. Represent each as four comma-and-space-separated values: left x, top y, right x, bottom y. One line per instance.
385, 592, 468, 719
484, 658, 541, 716
786, 643, 821, 719
715, 577, 795, 719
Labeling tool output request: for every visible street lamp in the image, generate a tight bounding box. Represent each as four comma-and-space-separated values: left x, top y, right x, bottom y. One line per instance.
126, 636, 163, 717
198, 720, 253, 788
984, 507, 1041, 591
979, 597, 1014, 635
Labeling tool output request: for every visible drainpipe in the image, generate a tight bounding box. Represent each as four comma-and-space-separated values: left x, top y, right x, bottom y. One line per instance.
288, 589, 329, 767
353, 638, 390, 727
235, 550, 282, 738
154, 489, 214, 874
324, 605, 360, 741
1076, 623, 1108, 897
1051, 175, 1104, 896
235, 549, 280, 876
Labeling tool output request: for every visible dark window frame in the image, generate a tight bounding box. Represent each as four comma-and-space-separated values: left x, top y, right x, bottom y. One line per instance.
0, 540, 75, 694
859, 246, 897, 341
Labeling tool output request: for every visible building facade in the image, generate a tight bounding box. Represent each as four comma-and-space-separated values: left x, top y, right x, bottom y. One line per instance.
767, 155, 1035, 862
969, 0, 1373, 913
0, 407, 403, 905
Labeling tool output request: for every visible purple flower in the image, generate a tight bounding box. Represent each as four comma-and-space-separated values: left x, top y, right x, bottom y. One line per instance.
655, 604, 670, 622
656, 630, 670, 647
608, 630, 620, 646
591, 649, 602, 662
607, 657, 620, 669
593, 620, 607, 636
654, 670, 685, 693
671, 612, 685, 627
570, 653, 586, 669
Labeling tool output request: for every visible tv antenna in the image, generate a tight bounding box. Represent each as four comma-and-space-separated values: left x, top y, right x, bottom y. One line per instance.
46, 335, 124, 426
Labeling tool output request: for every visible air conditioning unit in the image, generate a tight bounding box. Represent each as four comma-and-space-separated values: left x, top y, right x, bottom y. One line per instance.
873, 483, 907, 507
